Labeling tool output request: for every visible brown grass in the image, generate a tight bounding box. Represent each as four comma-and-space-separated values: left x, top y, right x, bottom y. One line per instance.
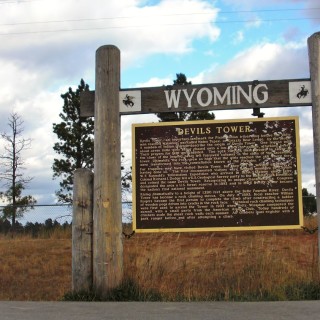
0, 230, 72, 301
124, 230, 319, 300
0, 217, 319, 301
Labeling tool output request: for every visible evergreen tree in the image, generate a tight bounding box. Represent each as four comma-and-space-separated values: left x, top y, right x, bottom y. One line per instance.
52, 79, 94, 203
0, 113, 37, 227
156, 73, 215, 122
53, 79, 131, 203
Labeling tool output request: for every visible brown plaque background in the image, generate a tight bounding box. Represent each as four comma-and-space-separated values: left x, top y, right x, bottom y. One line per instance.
132, 117, 303, 232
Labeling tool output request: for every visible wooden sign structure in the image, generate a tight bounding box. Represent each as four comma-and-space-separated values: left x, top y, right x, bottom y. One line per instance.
132, 117, 303, 232
73, 32, 320, 294
308, 32, 320, 270
81, 79, 312, 116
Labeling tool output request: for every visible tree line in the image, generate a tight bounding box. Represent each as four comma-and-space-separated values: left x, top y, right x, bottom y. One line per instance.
0, 217, 71, 237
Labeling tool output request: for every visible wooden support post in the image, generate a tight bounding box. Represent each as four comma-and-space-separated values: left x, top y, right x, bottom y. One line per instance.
308, 32, 320, 265
93, 45, 123, 294
72, 168, 93, 292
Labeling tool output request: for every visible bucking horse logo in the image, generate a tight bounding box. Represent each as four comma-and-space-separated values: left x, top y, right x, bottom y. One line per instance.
122, 94, 135, 107
296, 85, 309, 99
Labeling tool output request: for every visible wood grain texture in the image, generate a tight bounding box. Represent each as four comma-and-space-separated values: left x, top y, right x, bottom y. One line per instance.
308, 32, 320, 261
93, 45, 123, 294
72, 168, 93, 292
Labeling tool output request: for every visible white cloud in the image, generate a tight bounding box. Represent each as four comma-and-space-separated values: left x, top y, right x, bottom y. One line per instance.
0, 0, 221, 204
134, 76, 173, 88
232, 30, 244, 44
0, 0, 221, 105
1, 0, 221, 71
199, 40, 309, 82
121, 113, 158, 160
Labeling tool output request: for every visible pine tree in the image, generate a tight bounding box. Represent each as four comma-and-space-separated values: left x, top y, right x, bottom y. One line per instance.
52, 79, 94, 203
156, 73, 215, 122
53, 79, 132, 203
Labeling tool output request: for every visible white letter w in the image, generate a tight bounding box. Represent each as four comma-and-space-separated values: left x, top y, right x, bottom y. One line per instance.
164, 90, 181, 109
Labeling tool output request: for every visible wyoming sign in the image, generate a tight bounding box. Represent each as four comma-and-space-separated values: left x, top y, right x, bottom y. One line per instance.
80, 78, 311, 117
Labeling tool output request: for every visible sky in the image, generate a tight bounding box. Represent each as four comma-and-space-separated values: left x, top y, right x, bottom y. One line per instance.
0, 0, 319, 218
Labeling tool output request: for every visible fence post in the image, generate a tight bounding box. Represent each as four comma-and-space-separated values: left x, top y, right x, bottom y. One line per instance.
93, 45, 123, 294
72, 168, 93, 292
308, 32, 320, 271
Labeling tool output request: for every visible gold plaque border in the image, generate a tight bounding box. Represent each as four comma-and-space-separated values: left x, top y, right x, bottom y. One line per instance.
132, 117, 303, 233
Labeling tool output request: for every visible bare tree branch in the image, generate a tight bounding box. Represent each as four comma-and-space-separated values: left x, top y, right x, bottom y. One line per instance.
0, 112, 36, 229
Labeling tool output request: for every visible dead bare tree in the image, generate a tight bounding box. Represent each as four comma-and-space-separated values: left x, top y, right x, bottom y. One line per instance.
0, 113, 36, 230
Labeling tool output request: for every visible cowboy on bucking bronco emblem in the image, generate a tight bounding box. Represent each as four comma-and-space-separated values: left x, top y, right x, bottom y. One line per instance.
122, 94, 135, 107
296, 85, 309, 99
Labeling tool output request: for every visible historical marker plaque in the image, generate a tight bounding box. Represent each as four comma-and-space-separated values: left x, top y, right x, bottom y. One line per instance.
132, 117, 303, 232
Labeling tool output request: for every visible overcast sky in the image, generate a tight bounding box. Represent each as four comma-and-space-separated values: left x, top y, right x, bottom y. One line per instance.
0, 0, 319, 211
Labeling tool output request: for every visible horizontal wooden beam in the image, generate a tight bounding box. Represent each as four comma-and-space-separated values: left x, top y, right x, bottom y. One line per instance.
80, 78, 311, 117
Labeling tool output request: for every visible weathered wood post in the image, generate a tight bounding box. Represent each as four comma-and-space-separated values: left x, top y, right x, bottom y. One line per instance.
93, 45, 123, 293
308, 32, 320, 265
72, 168, 94, 292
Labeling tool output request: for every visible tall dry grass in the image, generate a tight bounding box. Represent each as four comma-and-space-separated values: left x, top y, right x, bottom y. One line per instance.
0, 217, 319, 301
123, 217, 319, 301
0, 229, 71, 300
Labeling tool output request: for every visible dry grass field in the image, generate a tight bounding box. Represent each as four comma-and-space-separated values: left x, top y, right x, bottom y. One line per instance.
0, 217, 319, 301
